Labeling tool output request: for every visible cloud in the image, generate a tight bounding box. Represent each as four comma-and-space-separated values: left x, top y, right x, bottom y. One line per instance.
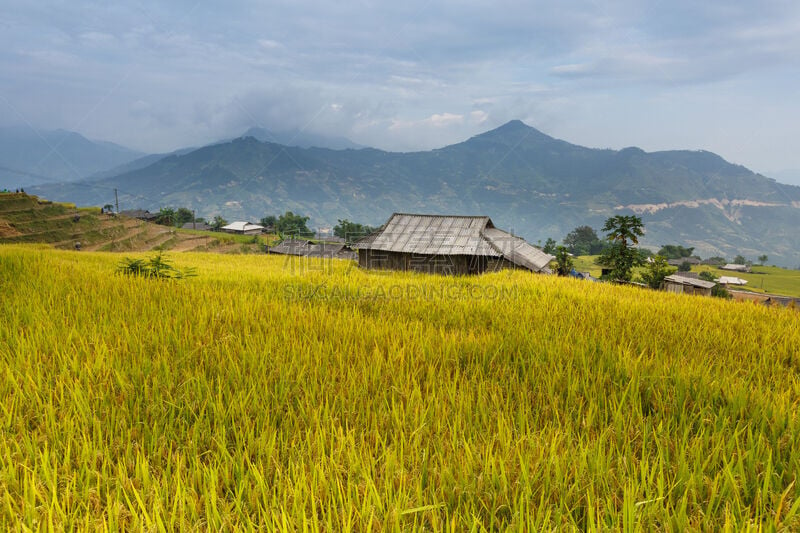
0, 0, 799, 171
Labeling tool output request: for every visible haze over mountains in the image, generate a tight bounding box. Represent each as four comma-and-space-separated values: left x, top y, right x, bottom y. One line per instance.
0, 127, 144, 189
14, 120, 800, 267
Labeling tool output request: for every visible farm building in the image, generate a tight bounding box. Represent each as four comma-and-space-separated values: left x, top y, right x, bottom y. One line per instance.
181, 221, 213, 231
120, 209, 157, 221
721, 263, 751, 273
267, 238, 356, 260
267, 238, 313, 256
306, 242, 357, 260
354, 213, 553, 275
220, 221, 265, 235
717, 276, 748, 286
663, 274, 715, 296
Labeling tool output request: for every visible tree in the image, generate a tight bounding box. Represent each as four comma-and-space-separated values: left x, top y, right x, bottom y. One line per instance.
657, 244, 695, 259
275, 211, 312, 237
260, 215, 277, 228
553, 246, 574, 276
563, 225, 604, 255
699, 271, 716, 282
678, 261, 692, 272
211, 215, 228, 230
155, 207, 176, 226
102, 203, 114, 214
542, 237, 557, 255
333, 219, 375, 242
597, 215, 645, 281
758, 254, 768, 266
639, 255, 676, 289
733, 254, 747, 265
175, 207, 194, 226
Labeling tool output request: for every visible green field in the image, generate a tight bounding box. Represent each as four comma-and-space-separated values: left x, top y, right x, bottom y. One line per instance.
571, 255, 800, 298
1, 245, 799, 530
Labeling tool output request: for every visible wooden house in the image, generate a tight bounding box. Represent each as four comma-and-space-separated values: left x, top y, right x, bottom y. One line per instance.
354, 213, 553, 275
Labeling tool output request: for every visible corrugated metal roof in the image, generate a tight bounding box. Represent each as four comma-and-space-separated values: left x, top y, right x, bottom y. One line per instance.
357, 213, 499, 256
356, 213, 553, 272
269, 238, 313, 255
664, 274, 716, 289
221, 221, 264, 232
483, 228, 553, 272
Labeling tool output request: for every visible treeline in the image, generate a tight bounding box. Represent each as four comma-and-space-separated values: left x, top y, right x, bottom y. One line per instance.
543, 224, 763, 266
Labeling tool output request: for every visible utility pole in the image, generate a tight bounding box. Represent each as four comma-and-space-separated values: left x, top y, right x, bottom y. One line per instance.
114, 188, 119, 213
192, 209, 196, 230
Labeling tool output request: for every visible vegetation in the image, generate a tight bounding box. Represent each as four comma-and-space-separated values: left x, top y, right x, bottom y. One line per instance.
1, 245, 799, 529
639, 255, 676, 289
597, 215, 645, 281
542, 237, 557, 255
563, 225, 604, 256
657, 244, 695, 260
552, 245, 573, 276
261, 211, 313, 237
117, 252, 197, 279
333, 219, 375, 242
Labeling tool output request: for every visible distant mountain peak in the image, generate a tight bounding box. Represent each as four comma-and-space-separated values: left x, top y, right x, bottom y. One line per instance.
238, 127, 364, 150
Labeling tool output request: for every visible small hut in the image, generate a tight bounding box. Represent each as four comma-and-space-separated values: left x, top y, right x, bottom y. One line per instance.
663, 274, 715, 296
354, 213, 553, 275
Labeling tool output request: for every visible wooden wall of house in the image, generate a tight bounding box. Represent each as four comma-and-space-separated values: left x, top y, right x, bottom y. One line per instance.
358, 250, 530, 275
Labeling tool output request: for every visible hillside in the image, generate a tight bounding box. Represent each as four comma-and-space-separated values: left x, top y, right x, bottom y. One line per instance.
0, 127, 144, 189
1, 246, 798, 528
29, 120, 800, 266
0, 192, 266, 253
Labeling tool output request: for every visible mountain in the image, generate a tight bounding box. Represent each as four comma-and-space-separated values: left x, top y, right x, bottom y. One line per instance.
0, 127, 145, 189
29, 120, 800, 267
238, 127, 364, 150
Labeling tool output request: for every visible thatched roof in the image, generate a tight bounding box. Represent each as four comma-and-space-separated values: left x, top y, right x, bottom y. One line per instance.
355, 213, 553, 272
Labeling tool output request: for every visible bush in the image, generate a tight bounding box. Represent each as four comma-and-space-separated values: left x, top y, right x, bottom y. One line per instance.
117, 253, 197, 280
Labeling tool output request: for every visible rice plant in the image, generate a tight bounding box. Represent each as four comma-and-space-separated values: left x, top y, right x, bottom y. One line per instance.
0, 244, 798, 530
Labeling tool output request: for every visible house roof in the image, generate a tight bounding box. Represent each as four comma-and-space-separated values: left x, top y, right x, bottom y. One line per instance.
721, 263, 750, 272
268, 238, 313, 255
306, 242, 347, 257
181, 222, 213, 231
717, 276, 748, 285
355, 213, 553, 272
664, 274, 716, 289
120, 209, 157, 220
221, 221, 264, 232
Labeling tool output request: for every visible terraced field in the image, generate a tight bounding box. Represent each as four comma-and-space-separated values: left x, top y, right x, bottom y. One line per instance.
0, 192, 265, 253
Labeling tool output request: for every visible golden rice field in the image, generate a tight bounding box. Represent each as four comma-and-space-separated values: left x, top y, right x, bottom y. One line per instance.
1, 244, 799, 531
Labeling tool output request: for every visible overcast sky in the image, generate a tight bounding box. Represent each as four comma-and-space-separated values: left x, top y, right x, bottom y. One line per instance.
1, 0, 799, 178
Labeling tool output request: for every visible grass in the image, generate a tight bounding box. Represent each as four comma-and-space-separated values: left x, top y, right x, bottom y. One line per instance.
571, 255, 800, 298
1, 245, 799, 529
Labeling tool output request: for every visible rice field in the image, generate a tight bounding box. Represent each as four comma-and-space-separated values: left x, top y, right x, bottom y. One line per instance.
1, 244, 799, 530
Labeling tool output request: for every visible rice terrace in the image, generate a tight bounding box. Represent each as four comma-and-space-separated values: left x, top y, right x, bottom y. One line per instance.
4, 2, 800, 528
1, 235, 800, 529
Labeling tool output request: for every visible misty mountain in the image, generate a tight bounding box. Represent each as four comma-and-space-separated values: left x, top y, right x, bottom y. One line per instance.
239, 127, 364, 150
30, 120, 800, 266
0, 127, 144, 189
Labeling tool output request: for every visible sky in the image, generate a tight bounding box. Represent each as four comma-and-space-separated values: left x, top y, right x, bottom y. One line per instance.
1, 0, 800, 181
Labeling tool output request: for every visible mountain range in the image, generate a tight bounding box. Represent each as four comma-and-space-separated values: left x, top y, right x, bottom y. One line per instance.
0, 127, 144, 189
24, 120, 800, 267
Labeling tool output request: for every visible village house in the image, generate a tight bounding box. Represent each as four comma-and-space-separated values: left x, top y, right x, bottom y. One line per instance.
354, 213, 553, 275
220, 221, 265, 235
663, 274, 715, 296
119, 209, 157, 222
181, 221, 213, 231
721, 263, 751, 273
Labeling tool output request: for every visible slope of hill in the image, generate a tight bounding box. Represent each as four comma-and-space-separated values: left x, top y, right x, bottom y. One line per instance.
0, 192, 265, 253
0, 127, 145, 188
29, 120, 800, 266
